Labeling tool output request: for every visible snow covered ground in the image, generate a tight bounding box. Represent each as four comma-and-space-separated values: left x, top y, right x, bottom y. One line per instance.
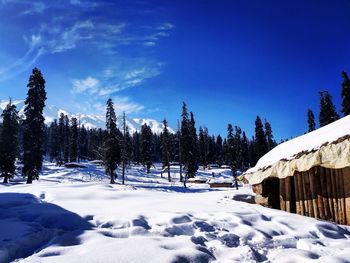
1, 163, 350, 263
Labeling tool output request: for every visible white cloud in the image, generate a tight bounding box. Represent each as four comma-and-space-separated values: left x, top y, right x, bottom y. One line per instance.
112, 96, 145, 114
20, 2, 46, 15
72, 77, 100, 94
156, 23, 175, 30
0, 1, 175, 84
144, 41, 156, 47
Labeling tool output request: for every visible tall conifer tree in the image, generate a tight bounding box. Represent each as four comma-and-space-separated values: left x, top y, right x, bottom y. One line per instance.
187, 112, 198, 178
226, 124, 235, 168
0, 101, 18, 183
63, 115, 70, 163
48, 120, 60, 163
70, 117, 78, 162
307, 109, 316, 132
254, 116, 267, 160
104, 99, 120, 183
140, 123, 153, 173
22, 68, 47, 184
341, 70, 350, 116
161, 119, 171, 181
264, 120, 276, 151
319, 91, 339, 127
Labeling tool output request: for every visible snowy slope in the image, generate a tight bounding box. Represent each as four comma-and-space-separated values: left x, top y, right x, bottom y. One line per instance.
247, 115, 350, 174
0, 100, 173, 134
0, 163, 350, 263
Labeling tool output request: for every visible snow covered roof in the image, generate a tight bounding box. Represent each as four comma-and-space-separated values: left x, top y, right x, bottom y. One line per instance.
244, 115, 350, 185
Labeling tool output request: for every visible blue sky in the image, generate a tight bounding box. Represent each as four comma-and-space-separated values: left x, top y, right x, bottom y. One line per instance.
0, 0, 350, 141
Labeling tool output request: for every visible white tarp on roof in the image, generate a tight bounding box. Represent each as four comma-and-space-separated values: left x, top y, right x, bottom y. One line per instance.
244, 115, 350, 185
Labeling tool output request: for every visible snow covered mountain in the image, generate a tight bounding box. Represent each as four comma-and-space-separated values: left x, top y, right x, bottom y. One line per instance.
0, 100, 174, 134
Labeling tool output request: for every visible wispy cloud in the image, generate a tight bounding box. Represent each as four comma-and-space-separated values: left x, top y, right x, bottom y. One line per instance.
71, 59, 162, 97
0, 1, 173, 116
20, 2, 46, 15
111, 96, 145, 114
72, 76, 100, 94
79, 95, 145, 115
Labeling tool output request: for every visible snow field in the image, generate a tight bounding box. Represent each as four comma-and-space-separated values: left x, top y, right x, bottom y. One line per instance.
0, 163, 350, 263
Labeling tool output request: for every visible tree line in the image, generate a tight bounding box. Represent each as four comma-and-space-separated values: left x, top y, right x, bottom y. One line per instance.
307, 70, 350, 132
0, 68, 277, 184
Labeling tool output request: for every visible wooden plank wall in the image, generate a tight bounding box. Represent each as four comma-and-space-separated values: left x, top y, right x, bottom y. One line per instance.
278, 166, 350, 225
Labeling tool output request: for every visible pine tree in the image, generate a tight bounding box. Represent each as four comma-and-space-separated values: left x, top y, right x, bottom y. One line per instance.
198, 126, 208, 168
132, 131, 141, 164
180, 103, 198, 186
234, 126, 242, 169
0, 101, 19, 183
226, 124, 235, 167
241, 132, 249, 169
22, 68, 47, 184
79, 124, 88, 160
69, 117, 78, 162
161, 119, 171, 182
125, 127, 133, 164
48, 120, 60, 163
248, 136, 257, 167
307, 109, 316, 132
215, 135, 224, 165
104, 99, 120, 183
187, 112, 198, 178
264, 119, 276, 151
58, 113, 65, 164
140, 123, 153, 173
63, 115, 70, 163
223, 138, 228, 163
121, 112, 127, 184
341, 71, 350, 116
255, 116, 267, 160
319, 91, 339, 127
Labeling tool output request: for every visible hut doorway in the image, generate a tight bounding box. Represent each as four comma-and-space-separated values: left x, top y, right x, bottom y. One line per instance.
289, 177, 296, 213
262, 178, 280, 209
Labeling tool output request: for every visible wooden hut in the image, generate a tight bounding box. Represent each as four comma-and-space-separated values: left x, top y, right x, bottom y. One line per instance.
244, 116, 350, 225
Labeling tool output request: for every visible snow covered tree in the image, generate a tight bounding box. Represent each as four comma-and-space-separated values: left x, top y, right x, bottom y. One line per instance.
319, 91, 339, 127
140, 123, 153, 173
341, 70, 350, 116
161, 119, 171, 181
70, 117, 78, 162
254, 116, 267, 160
22, 68, 47, 184
0, 101, 19, 183
104, 99, 120, 184
307, 109, 316, 132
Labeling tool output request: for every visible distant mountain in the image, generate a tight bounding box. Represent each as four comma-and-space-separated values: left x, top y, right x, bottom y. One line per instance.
0, 99, 174, 134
